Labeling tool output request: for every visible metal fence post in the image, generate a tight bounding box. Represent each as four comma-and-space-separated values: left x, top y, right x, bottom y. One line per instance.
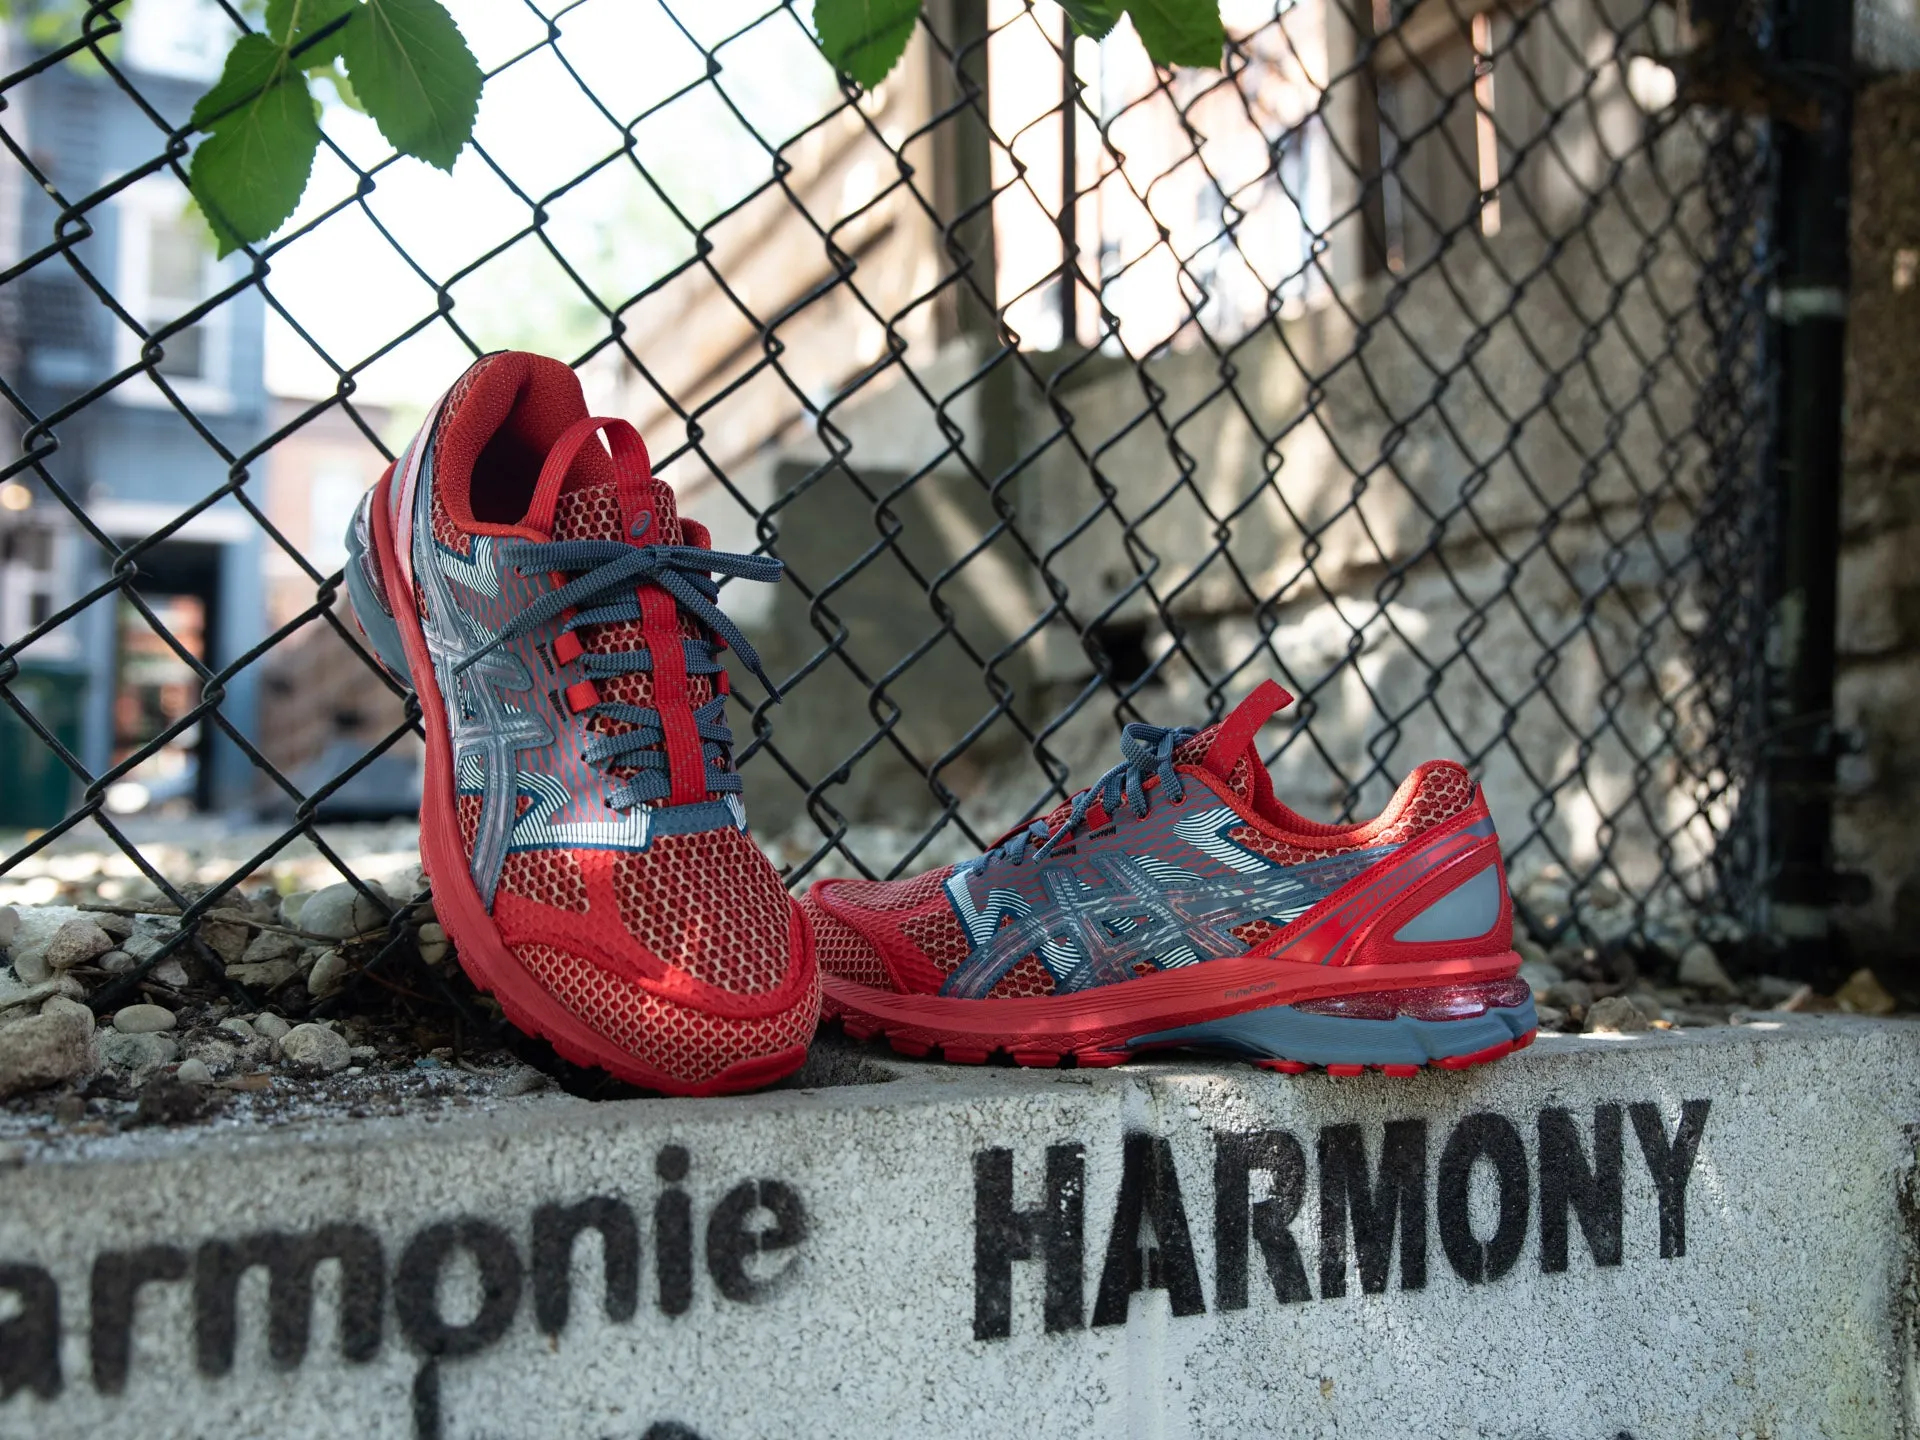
1764, 0, 1856, 961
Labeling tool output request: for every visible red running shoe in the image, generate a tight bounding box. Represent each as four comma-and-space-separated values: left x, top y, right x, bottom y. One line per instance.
804, 681, 1532, 1074
343, 352, 817, 1094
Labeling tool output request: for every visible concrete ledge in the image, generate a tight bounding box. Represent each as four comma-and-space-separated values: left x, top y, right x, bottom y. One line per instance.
3, 1018, 1917, 1438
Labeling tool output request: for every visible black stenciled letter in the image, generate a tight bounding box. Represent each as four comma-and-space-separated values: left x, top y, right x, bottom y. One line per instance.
1214, 1129, 1311, 1311
533, 1197, 640, 1334
706, 1181, 808, 1304
1539, 1104, 1623, 1272
1318, 1120, 1428, 1297
0, 1263, 61, 1399
1631, 1100, 1711, 1259
1092, 1132, 1205, 1327
193, 1224, 384, 1375
1437, 1113, 1530, 1284
972, 1143, 1084, 1341
655, 1145, 694, 1317
394, 1219, 523, 1358
91, 1244, 190, 1394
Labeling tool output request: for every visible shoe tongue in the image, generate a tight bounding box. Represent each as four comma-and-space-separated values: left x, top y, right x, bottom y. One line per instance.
1172, 680, 1293, 811
548, 472, 684, 549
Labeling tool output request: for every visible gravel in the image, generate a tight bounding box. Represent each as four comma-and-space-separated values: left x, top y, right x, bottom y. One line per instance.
1586, 995, 1651, 1033
250, 1012, 291, 1043
174, 1057, 214, 1086
0, 904, 16, 951
0, 999, 96, 1099
112, 1004, 178, 1034
415, 922, 450, 967
306, 949, 349, 998
298, 882, 391, 941
279, 1023, 351, 1075
44, 918, 114, 972
100, 1032, 179, 1076
1678, 942, 1737, 998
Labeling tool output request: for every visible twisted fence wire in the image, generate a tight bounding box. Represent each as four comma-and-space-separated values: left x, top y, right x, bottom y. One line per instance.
0, 0, 1780, 1040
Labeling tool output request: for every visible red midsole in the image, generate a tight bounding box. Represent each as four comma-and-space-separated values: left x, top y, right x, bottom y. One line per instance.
824, 950, 1521, 1050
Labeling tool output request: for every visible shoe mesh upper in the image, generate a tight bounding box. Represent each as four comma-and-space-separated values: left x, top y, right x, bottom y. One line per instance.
514, 940, 817, 1086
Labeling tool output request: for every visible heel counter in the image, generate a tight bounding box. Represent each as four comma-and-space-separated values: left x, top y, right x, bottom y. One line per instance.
1351, 786, 1512, 965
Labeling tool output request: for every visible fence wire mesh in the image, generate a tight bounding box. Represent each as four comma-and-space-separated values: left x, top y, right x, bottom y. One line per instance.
0, 0, 1783, 1034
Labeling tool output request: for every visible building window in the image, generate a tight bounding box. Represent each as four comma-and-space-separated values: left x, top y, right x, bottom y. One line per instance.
114, 181, 233, 410
0, 514, 76, 659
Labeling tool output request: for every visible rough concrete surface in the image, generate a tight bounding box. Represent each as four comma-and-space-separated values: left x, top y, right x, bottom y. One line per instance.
1, 1018, 1917, 1440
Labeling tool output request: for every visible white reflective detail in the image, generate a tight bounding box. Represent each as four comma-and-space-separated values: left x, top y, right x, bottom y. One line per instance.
1172, 806, 1271, 873
509, 768, 654, 852
438, 534, 502, 598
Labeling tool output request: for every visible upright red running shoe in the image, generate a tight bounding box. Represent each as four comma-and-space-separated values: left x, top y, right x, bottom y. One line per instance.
804, 681, 1532, 1075
343, 352, 817, 1094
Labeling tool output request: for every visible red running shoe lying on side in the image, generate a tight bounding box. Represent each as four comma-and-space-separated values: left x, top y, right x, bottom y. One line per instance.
343, 352, 817, 1094
804, 681, 1533, 1075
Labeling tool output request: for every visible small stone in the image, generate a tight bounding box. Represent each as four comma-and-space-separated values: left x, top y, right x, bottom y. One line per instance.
1677, 942, 1737, 998
0, 974, 84, 1014
279, 891, 313, 928
50, 1095, 85, 1126
1533, 1003, 1569, 1031
1836, 967, 1898, 1017
279, 1023, 351, 1074
0, 1002, 96, 1098
1586, 995, 1650, 1033
112, 1003, 177, 1034
101, 1031, 179, 1076
96, 949, 136, 975
11, 946, 51, 984
1518, 958, 1565, 1000
151, 959, 191, 989
135, 1075, 205, 1125
348, 1045, 378, 1062
39, 994, 93, 1027
306, 949, 350, 999
217, 1017, 256, 1042
238, 929, 305, 967
0, 904, 17, 951
1626, 992, 1666, 1023
197, 918, 251, 967
251, 1012, 291, 1043
1545, 979, 1594, 1011
118, 933, 166, 965
1775, 983, 1818, 1013
298, 882, 390, 941
416, 922, 450, 968
227, 958, 301, 992
93, 913, 134, 941
186, 1039, 240, 1076
174, 1057, 214, 1086
500, 1065, 551, 1096
386, 866, 427, 905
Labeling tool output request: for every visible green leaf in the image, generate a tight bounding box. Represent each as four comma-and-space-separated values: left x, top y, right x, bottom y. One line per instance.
1061, 1, 1123, 41
811, 0, 919, 91
189, 63, 322, 256
190, 33, 288, 129
266, 0, 360, 68
339, 0, 481, 170
1125, 0, 1225, 68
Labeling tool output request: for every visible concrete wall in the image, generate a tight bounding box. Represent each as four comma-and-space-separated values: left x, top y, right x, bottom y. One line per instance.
2, 1020, 1918, 1438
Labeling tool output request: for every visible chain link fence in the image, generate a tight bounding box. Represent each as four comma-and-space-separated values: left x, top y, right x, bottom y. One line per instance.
0, 0, 1795, 1033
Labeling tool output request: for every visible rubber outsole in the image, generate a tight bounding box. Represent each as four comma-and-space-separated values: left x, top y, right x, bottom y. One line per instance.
348, 483, 813, 1098
822, 970, 1539, 1077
